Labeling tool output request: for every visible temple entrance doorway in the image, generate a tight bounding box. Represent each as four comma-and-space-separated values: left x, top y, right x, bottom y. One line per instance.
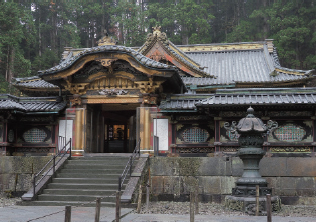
104, 103, 139, 153
103, 109, 137, 153
86, 103, 138, 153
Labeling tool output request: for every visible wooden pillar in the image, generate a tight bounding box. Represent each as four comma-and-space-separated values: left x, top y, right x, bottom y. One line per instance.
144, 108, 150, 149
74, 108, 85, 156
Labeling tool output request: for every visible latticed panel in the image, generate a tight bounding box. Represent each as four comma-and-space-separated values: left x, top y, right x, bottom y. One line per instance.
23, 128, 47, 143
274, 123, 306, 142
182, 127, 209, 143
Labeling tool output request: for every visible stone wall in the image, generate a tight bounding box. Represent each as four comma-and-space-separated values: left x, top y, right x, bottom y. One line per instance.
150, 156, 316, 204
0, 157, 52, 193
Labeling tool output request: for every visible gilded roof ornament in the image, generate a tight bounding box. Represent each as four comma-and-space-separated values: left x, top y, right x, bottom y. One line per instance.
97, 30, 116, 46
153, 26, 161, 35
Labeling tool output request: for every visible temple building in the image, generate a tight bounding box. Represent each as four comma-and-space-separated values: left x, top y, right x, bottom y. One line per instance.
1, 26, 315, 157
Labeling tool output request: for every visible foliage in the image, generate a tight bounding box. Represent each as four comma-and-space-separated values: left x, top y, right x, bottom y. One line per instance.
0, 0, 316, 93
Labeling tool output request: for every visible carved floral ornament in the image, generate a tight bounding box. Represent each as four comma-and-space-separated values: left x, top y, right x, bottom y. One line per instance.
99, 89, 127, 96
142, 95, 158, 105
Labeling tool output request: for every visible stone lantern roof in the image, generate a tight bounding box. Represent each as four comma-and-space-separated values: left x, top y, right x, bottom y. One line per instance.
236, 107, 267, 133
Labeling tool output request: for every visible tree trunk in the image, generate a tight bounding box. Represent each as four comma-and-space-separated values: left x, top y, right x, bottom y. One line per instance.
181, 25, 188, 45
38, 12, 42, 57
263, 0, 269, 39
7, 47, 15, 83
119, 19, 124, 45
101, 2, 105, 37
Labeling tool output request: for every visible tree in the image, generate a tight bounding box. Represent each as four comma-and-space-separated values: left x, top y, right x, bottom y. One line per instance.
0, 2, 33, 83
266, 0, 316, 69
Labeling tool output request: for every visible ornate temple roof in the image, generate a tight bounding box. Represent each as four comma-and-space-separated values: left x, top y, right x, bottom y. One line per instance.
0, 94, 66, 113
12, 32, 315, 95
38, 44, 176, 76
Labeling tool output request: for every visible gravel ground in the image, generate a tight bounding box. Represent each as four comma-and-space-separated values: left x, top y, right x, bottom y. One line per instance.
2, 196, 316, 218
140, 201, 316, 217
0, 196, 21, 207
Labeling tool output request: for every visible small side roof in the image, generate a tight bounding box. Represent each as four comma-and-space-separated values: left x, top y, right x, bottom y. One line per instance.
0, 94, 66, 114
196, 87, 316, 108
160, 87, 316, 112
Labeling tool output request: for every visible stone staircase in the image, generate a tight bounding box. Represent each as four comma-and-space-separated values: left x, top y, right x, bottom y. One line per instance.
21, 155, 135, 207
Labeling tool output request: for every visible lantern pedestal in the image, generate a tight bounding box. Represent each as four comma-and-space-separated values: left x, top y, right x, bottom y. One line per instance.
225, 195, 281, 215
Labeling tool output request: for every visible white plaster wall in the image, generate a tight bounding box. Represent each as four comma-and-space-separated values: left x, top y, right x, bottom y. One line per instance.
58, 120, 73, 150
154, 119, 169, 151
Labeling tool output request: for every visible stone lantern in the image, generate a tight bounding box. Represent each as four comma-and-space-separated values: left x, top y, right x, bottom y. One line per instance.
225, 107, 281, 215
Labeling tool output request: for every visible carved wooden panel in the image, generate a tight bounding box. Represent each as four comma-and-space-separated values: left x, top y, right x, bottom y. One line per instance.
88, 77, 137, 90
85, 97, 140, 104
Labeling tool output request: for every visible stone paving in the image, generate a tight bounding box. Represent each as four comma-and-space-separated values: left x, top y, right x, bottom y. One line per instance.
0, 205, 315, 222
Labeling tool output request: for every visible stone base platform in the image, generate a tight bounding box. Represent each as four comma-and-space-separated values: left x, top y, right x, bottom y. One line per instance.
225, 195, 281, 215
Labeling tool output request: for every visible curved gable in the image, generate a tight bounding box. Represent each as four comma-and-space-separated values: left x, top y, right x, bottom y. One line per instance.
139, 28, 214, 78
38, 45, 186, 95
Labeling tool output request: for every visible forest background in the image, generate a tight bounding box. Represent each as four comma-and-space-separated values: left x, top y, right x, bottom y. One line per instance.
0, 0, 316, 94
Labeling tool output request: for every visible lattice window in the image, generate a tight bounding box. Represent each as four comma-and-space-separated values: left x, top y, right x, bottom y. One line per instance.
23, 128, 47, 143
226, 131, 240, 141
274, 124, 306, 142
182, 127, 209, 143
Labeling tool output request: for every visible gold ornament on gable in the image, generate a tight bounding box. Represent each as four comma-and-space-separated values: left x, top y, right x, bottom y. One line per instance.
64, 80, 89, 95
97, 30, 116, 46
95, 58, 117, 68
135, 78, 164, 94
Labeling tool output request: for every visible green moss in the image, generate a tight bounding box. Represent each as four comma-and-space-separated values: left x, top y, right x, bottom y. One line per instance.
178, 158, 201, 176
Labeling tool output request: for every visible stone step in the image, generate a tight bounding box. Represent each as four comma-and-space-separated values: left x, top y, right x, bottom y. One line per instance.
42, 189, 119, 196
23, 155, 139, 208
19, 200, 117, 207
56, 173, 124, 179
59, 168, 125, 174
37, 194, 116, 202
72, 156, 132, 160
47, 183, 122, 190
67, 159, 131, 165
52, 178, 120, 184
62, 164, 128, 169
